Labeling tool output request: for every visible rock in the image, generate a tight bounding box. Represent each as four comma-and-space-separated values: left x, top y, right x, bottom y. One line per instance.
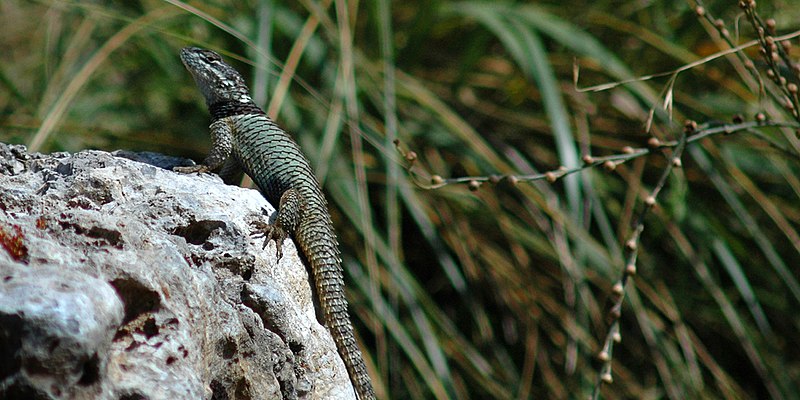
0, 143, 354, 400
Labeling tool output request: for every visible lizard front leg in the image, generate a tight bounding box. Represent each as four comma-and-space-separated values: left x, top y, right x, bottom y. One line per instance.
252, 188, 305, 260
174, 119, 234, 174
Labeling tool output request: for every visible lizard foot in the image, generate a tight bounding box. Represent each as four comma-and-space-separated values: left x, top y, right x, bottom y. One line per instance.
251, 189, 303, 261
173, 164, 211, 174
251, 218, 287, 260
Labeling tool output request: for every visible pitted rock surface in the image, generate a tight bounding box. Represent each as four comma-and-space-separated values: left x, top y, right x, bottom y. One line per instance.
0, 143, 352, 400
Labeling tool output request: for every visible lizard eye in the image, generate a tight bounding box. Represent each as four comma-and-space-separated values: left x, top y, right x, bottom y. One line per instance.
201, 52, 221, 63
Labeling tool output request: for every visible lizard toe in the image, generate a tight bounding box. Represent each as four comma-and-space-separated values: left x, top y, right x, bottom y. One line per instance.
251, 219, 286, 259
173, 164, 210, 174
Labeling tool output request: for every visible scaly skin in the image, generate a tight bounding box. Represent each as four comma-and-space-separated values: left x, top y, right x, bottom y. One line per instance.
177, 47, 375, 400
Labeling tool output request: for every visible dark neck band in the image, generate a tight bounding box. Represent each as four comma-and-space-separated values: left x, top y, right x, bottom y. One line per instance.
208, 101, 265, 120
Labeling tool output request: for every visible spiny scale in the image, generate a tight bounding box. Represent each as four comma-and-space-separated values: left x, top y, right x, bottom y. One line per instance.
178, 47, 375, 399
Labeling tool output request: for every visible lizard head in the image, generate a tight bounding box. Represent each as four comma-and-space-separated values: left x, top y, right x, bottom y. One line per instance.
180, 47, 254, 106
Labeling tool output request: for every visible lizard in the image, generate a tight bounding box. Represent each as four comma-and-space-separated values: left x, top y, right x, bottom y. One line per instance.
175, 46, 376, 400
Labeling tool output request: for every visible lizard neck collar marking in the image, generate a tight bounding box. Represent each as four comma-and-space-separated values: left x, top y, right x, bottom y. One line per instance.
208, 101, 266, 121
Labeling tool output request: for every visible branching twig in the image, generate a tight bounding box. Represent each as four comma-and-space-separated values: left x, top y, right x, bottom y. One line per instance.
737, 0, 800, 121
394, 116, 799, 397
394, 120, 800, 191
589, 121, 690, 399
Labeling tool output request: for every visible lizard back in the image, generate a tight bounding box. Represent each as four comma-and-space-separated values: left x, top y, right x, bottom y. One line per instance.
229, 114, 375, 399
178, 47, 375, 399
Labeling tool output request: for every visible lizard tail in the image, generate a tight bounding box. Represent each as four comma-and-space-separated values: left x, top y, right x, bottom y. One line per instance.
302, 227, 376, 399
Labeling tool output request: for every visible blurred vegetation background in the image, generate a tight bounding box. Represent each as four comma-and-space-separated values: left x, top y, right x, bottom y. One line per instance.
2, 0, 800, 399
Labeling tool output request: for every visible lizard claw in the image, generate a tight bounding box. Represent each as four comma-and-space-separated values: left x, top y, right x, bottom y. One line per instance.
251, 219, 287, 260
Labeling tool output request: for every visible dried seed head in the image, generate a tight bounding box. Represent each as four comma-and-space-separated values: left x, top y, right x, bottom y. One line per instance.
755, 112, 766, 122
488, 175, 501, 184
766, 19, 777, 33
603, 161, 616, 171
684, 119, 697, 133
582, 155, 595, 164
431, 175, 444, 185
625, 239, 637, 251
622, 146, 635, 154
598, 351, 610, 362
648, 137, 661, 148
468, 180, 481, 191
695, 6, 705, 16
748, 0, 756, 10
612, 282, 624, 296
508, 176, 519, 186
545, 171, 557, 183
625, 263, 637, 275
612, 332, 622, 342
672, 157, 682, 168
405, 151, 417, 162
645, 196, 656, 206
601, 372, 613, 384
732, 114, 744, 123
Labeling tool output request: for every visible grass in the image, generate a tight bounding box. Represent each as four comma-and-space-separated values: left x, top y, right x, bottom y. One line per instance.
2, 0, 799, 398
